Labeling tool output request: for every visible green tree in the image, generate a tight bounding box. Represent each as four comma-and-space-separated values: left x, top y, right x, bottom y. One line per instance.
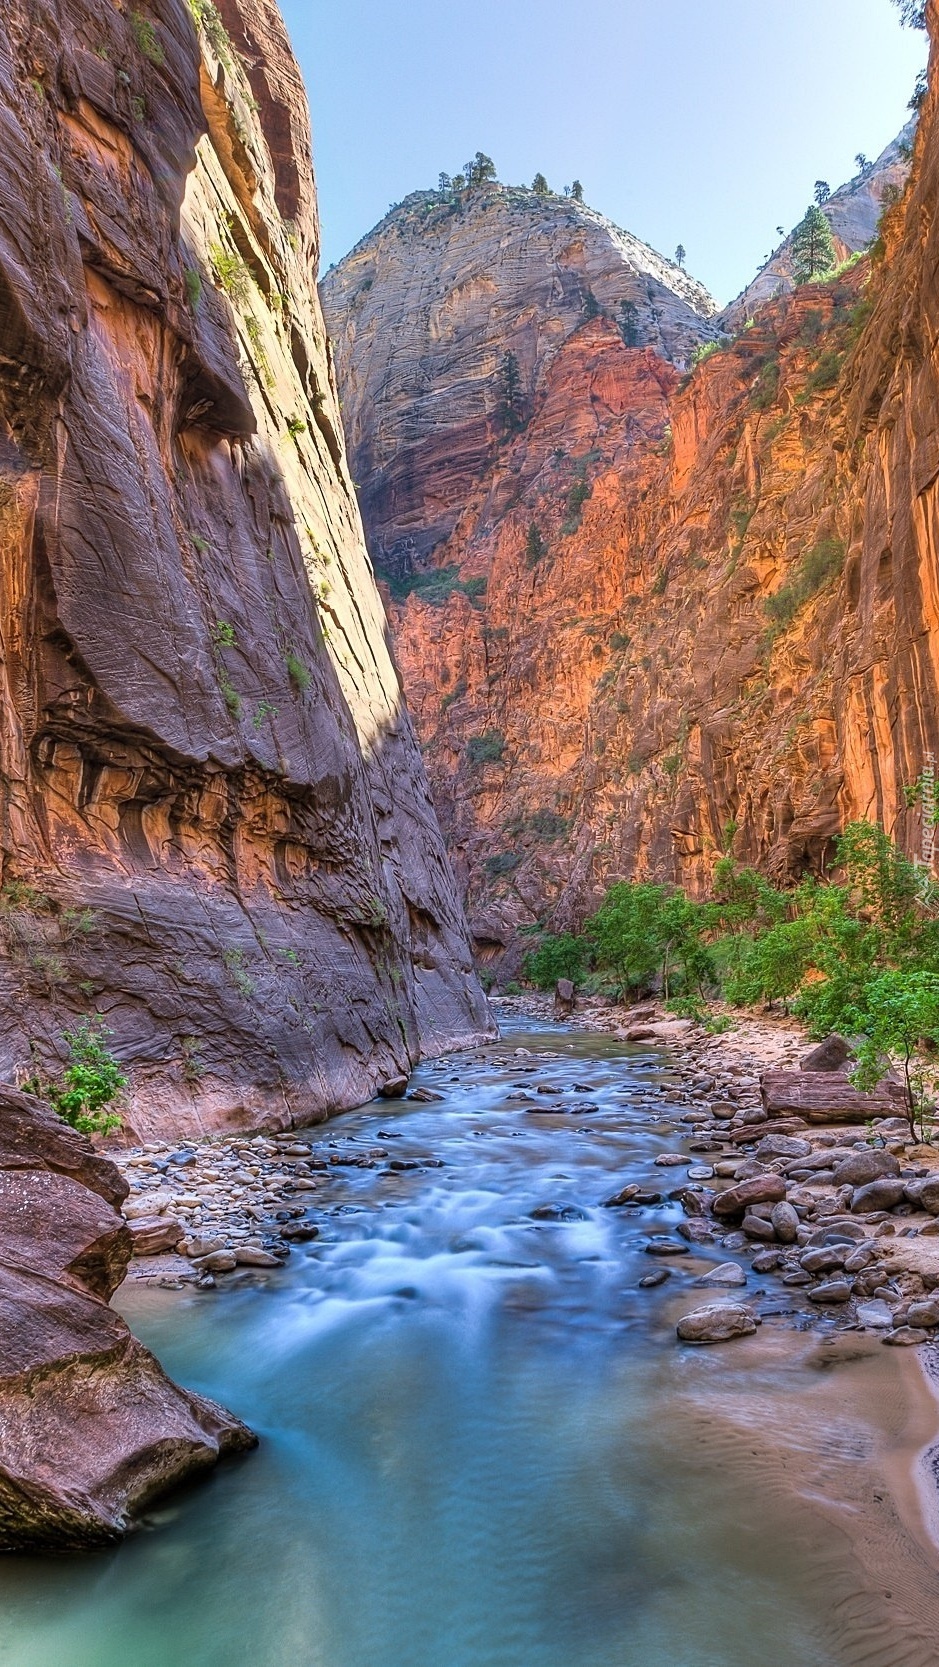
588, 883, 713, 998
791, 203, 836, 284
465, 152, 497, 187
619, 299, 639, 347
532, 172, 550, 194
855, 153, 869, 174
674, 243, 686, 269
497, 350, 525, 434
523, 932, 590, 988
571, 179, 584, 202
850, 970, 939, 1143
438, 171, 452, 192
582, 288, 601, 319
814, 180, 830, 205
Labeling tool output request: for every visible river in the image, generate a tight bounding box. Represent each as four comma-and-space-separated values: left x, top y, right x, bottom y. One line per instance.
2, 1014, 939, 1666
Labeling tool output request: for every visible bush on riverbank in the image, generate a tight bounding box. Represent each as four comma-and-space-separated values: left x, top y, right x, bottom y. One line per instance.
522, 821, 939, 1044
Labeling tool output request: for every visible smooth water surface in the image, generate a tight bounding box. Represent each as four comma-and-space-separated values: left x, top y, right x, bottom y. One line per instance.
0, 1017, 933, 1666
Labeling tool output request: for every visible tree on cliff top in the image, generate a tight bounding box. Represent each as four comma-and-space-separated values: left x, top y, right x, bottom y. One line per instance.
791, 204, 836, 284
814, 180, 830, 205
464, 152, 497, 188
532, 173, 550, 194
891, 0, 926, 26
675, 243, 686, 269
571, 179, 585, 202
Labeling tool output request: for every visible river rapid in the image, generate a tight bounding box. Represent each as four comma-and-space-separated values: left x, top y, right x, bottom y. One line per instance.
2, 1014, 939, 1667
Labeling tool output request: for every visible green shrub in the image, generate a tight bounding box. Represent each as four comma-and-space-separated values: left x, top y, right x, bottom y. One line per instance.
377, 564, 487, 607
561, 479, 591, 536
184, 267, 202, 308
466, 730, 505, 766
187, 0, 232, 65
24, 1019, 126, 1134
526, 522, 547, 567
286, 652, 312, 691
130, 10, 165, 65
210, 244, 250, 304
764, 536, 844, 631
484, 851, 522, 878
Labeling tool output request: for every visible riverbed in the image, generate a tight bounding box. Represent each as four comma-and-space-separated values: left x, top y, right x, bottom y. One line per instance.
2, 1015, 939, 1666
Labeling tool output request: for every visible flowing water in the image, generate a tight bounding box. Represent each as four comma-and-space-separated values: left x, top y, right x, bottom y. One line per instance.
2, 1015, 939, 1666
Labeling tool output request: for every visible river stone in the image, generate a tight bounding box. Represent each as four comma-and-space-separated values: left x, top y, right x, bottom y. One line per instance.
752, 1249, 786, 1272
883, 1327, 929, 1346
378, 1076, 409, 1099
856, 1300, 896, 1328
843, 1243, 878, 1272
638, 1269, 671, 1287
905, 1300, 939, 1328
770, 1201, 800, 1243
850, 1178, 907, 1214
800, 1245, 849, 1274
832, 1150, 900, 1188
713, 1175, 787, 1219
756, 1135, 812, 1163
235, 1247, 283, 1268
808, 1280, 853, 1304
654, 1154, 687, 1167
407, 1088, 444, 1103
687, 1165, 715, 1181
603, 1184, 641, 1207
644, 1240, 690, 1256
279, 1223, 320, 1242
806, 1221, 868, 1245
129, 1217, 185, 1256
193, 1250, 238, 1273
741, 1213, 777, 1242
697, 1262, 747, 1287
529, 1203, 588, 1223
676, 1305, 759, 1344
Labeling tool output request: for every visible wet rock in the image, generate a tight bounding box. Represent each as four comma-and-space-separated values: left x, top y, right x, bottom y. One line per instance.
883, 1327, 929, 1346
751, 1249, 786, 1272
712, 1175, 787, 1219
130, 1217, 185, 1257
808, 1280, 853, 1304
407, 1088, 445, 1103
638, 1269, 671, 1288
644, 1240, 690, 1256
654, 1154, 687, 1168
279, 1222, 320, 1242
770, 1201, 800, 1244
832, 1150, 900, 1188
676, 1305, 759, 1344
602, 1184, 640, 1207
677, 1220, 717, 1244
800, 1035, 853, 1072
234, 1247, 283, 1269
529, 1203, 589, 1223
850, 1178, 907, 1214
696, 1262, 747, 1287
378, 1077, 410, 1099
856, 1300, 896, 1328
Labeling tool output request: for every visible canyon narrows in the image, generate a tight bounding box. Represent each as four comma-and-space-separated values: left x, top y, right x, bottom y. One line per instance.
0, 0, 489, 1547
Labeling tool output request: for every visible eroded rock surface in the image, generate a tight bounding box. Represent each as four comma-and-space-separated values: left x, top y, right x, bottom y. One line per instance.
0, 0, 491, 1136
0, 1085, 255, 1551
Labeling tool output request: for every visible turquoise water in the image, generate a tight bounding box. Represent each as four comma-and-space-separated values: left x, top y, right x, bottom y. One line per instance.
0, 1019, 932, 1666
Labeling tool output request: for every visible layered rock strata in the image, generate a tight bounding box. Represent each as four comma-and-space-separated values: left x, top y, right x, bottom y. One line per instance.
0, 0, 490, 1136
0, 1083, 255, 1551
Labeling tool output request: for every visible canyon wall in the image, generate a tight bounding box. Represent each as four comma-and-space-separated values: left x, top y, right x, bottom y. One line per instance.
323, 30, 939, 974
0, 0, 491, 1136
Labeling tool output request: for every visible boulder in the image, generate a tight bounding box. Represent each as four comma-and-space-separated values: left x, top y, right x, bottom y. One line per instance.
831, 1149, 900, 1188
915, 1177, 939, 1216
696, 1262, 748, 1287
850, 1178, 907, 1214
761, 1070, 905, 1123
741, 1213, 777, 1241
800, 1035, 853, 1073
0, 1085, 255, 1551
676, 1304, 759, 1344
883, 1327, 929, 1346
378, 1076, 410, 1099
755, 1135, 812, 1163
808, 1280, 853, 1303
712, 1174, 787, 1219
554, 979, 576, 1017
129, 1216, 185, 1256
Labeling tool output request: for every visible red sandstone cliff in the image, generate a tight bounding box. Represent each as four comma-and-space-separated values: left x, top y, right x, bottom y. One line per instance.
0, 0, 491, 1133
321, 23, 939, 976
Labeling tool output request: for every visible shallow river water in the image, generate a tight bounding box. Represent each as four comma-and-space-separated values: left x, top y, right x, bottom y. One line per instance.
2, 1015, 939, 1667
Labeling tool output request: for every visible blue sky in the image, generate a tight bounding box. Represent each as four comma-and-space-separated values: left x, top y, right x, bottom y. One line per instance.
282, 0, 927, 306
